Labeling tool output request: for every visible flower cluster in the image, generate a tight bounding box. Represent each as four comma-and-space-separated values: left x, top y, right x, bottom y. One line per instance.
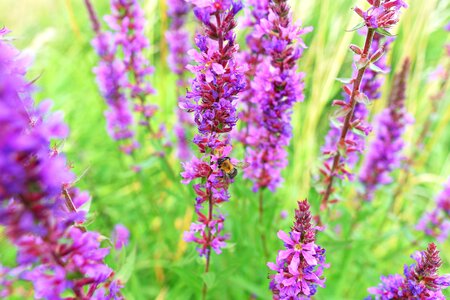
367, 243, 450, 299
181, 1, 245, 257
319, 0, 407, 208
416, 179, 450, 241
354, 0, 408, 29
268, 200, 328, 298
0, 29, 123, 299
166, 0, 193, 160
88, 0, 156, 154
234, 0, 269, 147
239, 0, 311, 192
359, 59, 412, 200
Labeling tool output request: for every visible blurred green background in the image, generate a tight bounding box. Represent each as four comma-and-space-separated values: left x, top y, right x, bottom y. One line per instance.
1, 0, 449, 299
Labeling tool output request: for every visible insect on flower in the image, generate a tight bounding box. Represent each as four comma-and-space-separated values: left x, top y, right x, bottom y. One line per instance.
217, 156, 249, 180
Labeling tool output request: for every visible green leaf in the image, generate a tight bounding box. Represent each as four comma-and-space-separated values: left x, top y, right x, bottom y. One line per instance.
336, 77, 353, 84
116, 247, 136, 283
346, 22, 365, 32
201, 271, 216, 289
375, 27, 396, 37
369, 63, 389, 74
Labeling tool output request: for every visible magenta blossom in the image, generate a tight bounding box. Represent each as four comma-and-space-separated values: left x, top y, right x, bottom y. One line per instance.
181, 1, 245, 259
268, 200, 328, 298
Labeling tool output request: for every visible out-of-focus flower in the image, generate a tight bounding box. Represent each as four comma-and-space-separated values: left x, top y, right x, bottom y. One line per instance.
359, 58, 413, 200
91, 26, 136, 153
180, 1, 245, 258
166, 0, 193, 161
417, 179, 450, 241
112, 224, 130, 250
268, 200, 328, 298
0, 29, 123, 299
367, 243, 450, 299
239, 0, 312, 192
87, 0, 157, 154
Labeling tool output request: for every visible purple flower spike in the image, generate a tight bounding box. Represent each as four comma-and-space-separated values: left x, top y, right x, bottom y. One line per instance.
359, 58, 413, 201
181, 1, 245, 258
268, 200, 328, 299
166, 0, 193, 160
367, 243, 450, 299
354, 0, 408, 29
417, 178, 450, 241
321, 32, 394, 183
107, 0, 157, 132
319, 0, 407, 209
238, 0, 311, 192
87, 0, 157, 154
0, 29, 123, 299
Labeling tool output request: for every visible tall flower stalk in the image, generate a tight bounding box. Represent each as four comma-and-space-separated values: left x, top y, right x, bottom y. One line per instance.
0, 29, 123, 299
268, 199, 328, 298
180, 1, 245, 298
234, 0, 269, 149
85, 0, 156, 154
321, 31, 393, 184
416, 178, 450, 242
359, 58, 412, 201
319, 0, 407, 209
392, 23, 450, 203
240, 0, 311, 193
166, 0, 193, 160
367, 243, 450, 299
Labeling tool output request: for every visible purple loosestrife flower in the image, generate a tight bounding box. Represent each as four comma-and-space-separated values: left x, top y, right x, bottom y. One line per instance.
240, 0, 311, 192
367, 243, 450, 299
87, 0, 157, 154
112, 224, 130, 250
180, 1, 245, 258
268, 200, 328, 299
321, 32, 393, 182
234, 0, 269, 147
105, 0, 157, 126
166, 0, 193, 160
92, 26, 137, 154
319, 0, 407, 209
354, 0, 408, 29
0, 30, 123, 299
359, 59, 412, 201
417, 178, 450, 242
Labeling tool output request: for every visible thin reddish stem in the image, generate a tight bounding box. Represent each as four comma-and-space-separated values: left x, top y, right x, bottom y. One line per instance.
321, 28, 376, 209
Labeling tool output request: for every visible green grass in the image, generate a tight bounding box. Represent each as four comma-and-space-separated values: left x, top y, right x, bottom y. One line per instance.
1, 0, 449, 299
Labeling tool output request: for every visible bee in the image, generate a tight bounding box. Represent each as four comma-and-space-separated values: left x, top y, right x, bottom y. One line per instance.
217, 157, 248, 180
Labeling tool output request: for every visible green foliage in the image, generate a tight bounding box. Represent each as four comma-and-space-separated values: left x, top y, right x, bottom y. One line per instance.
0, 0, 449, 299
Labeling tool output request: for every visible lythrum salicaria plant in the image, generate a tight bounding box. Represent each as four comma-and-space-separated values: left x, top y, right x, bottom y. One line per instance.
179, 0, 245, 297
359, 58, 413, 201
85, 0, 156, 154
166, 0, 193, 160
0, 29, 124, 299
416, 178, 450, 242
319, 0, 407, 210
234, 0, 269, 150
367, 243, 450, 299
268, 199, 328, 298
239, 0, 311, 193
393, 23, 450, 202
321, 30, 394, 184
